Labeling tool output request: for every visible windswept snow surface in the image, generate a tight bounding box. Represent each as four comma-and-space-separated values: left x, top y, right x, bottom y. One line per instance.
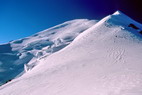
1, 11, 142, 95
0, 19, 97, 85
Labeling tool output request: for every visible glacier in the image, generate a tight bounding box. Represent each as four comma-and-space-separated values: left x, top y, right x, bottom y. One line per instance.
0, 19, 97, 85
0, 11, 142, 95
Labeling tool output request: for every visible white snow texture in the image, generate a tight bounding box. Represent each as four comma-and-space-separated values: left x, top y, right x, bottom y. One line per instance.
0, 11, 142, 95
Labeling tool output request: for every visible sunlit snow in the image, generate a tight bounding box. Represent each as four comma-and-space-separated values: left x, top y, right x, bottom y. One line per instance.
0, 11, 142, 95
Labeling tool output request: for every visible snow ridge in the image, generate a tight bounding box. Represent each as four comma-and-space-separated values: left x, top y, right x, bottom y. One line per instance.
0, 19, 97, 86
1, 11, 142, 95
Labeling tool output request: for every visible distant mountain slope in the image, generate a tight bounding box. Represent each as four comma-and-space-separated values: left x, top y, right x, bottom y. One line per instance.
1, 11, 142, 95
0, 19, 97, 85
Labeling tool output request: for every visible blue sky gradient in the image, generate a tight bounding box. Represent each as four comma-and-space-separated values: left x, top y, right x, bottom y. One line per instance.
0, 0, 141, 43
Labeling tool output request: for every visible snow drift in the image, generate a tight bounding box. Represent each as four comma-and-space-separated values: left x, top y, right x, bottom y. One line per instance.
1, 11, 142, 95
0, 19, 97, 85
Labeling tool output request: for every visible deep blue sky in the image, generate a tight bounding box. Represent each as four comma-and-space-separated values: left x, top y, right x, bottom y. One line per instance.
0, 0, 142, 44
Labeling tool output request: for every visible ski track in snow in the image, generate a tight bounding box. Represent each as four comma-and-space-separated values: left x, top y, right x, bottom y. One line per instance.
107, 46, 125, 64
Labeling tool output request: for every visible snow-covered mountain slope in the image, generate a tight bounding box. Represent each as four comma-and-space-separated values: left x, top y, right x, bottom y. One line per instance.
0, 19, 97, 85
1, 11, 142, 95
